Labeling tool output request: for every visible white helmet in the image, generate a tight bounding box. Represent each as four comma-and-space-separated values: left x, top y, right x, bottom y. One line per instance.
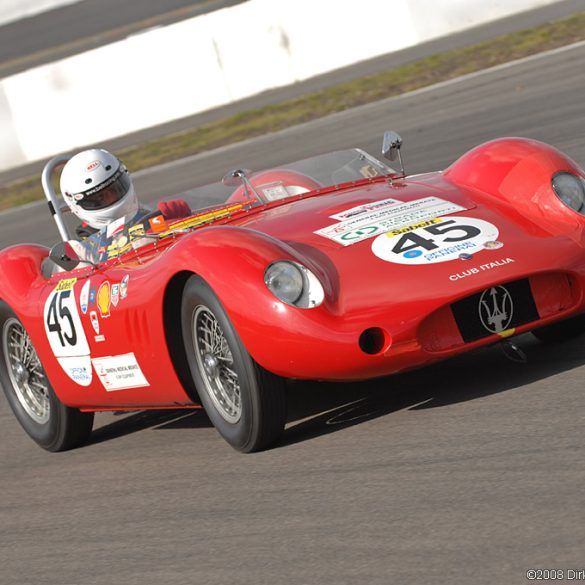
60, 148, 138, 230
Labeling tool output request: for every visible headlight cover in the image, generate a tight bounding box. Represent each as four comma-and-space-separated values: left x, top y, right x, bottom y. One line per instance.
552, 172, 585, 213
264, 260, 324, 308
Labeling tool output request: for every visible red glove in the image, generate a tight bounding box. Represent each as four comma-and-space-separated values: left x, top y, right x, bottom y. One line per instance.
157, 199, 191, 219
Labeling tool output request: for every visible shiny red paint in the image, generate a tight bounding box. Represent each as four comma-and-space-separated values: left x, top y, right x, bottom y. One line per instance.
2, 138, 585, 411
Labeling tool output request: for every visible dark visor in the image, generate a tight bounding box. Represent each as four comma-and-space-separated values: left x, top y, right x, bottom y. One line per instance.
74, 167, 131, 211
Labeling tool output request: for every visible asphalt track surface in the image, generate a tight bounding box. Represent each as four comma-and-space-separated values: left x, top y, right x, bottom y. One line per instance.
2, 44, 585, 585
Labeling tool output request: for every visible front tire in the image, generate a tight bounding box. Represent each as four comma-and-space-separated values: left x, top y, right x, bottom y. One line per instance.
181, 276, 286, 452
0, 302, 94, 451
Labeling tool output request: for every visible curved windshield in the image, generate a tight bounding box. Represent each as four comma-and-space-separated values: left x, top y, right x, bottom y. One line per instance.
170, 149, 395, 213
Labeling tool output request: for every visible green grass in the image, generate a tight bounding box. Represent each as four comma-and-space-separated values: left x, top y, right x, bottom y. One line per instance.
2, 11, 585, 210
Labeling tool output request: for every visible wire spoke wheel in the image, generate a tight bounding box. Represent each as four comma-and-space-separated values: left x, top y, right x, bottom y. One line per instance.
2, 318, 50, 424
181, 276, 287, 452
193, 306, 242, 423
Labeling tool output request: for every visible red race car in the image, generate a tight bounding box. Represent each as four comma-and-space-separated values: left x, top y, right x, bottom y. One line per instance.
2, 132, 585, 452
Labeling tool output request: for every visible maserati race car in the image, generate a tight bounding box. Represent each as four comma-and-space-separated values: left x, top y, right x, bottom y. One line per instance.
1, 132, 585, 453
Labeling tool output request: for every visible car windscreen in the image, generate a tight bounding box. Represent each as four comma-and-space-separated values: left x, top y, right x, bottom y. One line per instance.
168, 149, 395, 214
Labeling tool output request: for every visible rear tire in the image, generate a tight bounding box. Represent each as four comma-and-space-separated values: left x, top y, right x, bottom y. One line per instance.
0, 302, 93, 451
532, 313, 585, 343
181, 276, 286, 452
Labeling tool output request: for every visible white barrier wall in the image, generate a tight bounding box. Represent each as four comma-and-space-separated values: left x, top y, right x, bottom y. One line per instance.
0, 0, 564, 173
0, 0, 83, 26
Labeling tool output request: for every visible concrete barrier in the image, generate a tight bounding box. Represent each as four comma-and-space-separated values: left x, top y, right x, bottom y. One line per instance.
0, 0, 82, 26
0, 0, 565, 173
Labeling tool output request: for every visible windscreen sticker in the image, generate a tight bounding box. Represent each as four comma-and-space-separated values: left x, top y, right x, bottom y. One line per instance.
57, 356, 92, 387
371, 216, 499, 264
92, 352, 149, 391
44, 279, 90, 359
316, 197, 468, 246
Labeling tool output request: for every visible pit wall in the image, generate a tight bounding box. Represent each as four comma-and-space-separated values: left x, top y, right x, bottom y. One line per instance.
0, 0, 564, 172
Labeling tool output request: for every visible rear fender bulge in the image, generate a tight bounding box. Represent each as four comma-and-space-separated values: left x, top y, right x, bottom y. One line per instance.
443, 137, 585, 237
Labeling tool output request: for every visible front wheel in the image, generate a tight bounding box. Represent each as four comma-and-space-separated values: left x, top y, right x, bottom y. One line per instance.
0, 302, 94, 451
181, 276, 286, 452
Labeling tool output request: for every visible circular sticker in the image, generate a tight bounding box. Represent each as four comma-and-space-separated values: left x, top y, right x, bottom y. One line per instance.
372, 216, 499, 265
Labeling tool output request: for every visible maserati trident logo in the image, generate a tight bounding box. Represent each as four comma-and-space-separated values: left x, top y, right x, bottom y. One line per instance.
478, 286, 513, 333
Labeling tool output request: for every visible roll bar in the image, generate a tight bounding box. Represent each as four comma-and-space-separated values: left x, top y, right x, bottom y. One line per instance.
41, 154, 72, 242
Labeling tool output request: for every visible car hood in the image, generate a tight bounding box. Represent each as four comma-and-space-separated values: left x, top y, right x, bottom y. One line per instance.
225, 173, 582, 316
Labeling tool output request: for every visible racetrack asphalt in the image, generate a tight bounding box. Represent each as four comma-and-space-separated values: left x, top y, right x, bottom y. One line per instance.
1, 33, 585, 585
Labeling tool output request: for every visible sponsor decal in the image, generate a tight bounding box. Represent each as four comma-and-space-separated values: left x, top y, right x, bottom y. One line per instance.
484, 240, 504, 250
90, 310, 99, 334
149, 215, 168, 233
317, 197, 469, 246
372, 216, 499, 265
97, 281, 111, 318
111, 284, 120, 307
92, 352, 149, 391
94, 335, 105, 342
80, 280, 90, 314
448, 258, 514, 281
106, 216, 125, 238
44, 280, 90, 359
86, 160, 101, 172
120, 275, 129, 299
329, 197, 402, 221
128, 224, 145, 240
479, 286, 513, 334
55, 277, 77, 292
56, 356, 92, 387
89, 287, 96, 306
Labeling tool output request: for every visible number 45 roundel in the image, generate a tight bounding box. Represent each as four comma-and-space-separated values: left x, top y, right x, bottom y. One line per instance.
43, 278, 91, 386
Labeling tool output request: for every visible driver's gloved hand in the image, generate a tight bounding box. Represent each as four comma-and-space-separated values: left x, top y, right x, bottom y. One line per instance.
157, 199, 191, 220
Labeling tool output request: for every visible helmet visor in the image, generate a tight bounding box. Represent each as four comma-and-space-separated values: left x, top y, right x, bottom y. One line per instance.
74, 167, 132, 211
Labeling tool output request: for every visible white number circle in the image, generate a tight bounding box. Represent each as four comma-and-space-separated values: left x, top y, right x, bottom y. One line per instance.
372, 216, 500, 265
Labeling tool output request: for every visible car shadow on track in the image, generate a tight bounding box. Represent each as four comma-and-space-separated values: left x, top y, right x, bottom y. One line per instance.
87, 333, 585, 449
279, 333, 585, 448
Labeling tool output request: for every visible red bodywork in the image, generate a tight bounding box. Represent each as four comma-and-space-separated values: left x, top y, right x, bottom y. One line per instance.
1, 138, 585, 411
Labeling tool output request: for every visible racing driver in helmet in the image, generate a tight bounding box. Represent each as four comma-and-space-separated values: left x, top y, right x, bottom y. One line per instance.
60, 148, 190, 262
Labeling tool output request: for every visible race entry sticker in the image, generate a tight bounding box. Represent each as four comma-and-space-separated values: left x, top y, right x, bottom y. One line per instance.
315, 197, 468, 246
92, 352, 149, 391
372, 216, 499, 264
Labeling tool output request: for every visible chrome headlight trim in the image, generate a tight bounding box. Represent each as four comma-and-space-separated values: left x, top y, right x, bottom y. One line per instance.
264, 260, 325, 308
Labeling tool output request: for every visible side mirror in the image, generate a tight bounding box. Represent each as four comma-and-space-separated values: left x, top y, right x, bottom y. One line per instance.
221, 168, 267, 203
49, 241, 82, 271
382, 130, 405, 177
222, 168, 253, 187
382, 131, 402, 162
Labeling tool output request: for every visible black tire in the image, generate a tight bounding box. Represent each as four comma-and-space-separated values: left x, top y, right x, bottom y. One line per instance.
532, 313, 585, 343
181, 275, 286, 452
0, 302, 94, 452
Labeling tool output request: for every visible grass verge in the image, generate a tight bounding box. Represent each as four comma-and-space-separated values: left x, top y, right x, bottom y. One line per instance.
2, 11, 585, 210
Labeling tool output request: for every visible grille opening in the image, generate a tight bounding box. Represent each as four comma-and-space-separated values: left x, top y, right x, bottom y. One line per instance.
359, 327, 389, 355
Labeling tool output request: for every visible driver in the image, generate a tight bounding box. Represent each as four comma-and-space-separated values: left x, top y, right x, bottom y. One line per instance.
60, 148, 191, 262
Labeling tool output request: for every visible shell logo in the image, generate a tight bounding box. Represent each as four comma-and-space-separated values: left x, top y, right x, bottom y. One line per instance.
97, 281, 111, 318
86, 160, 101, 172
